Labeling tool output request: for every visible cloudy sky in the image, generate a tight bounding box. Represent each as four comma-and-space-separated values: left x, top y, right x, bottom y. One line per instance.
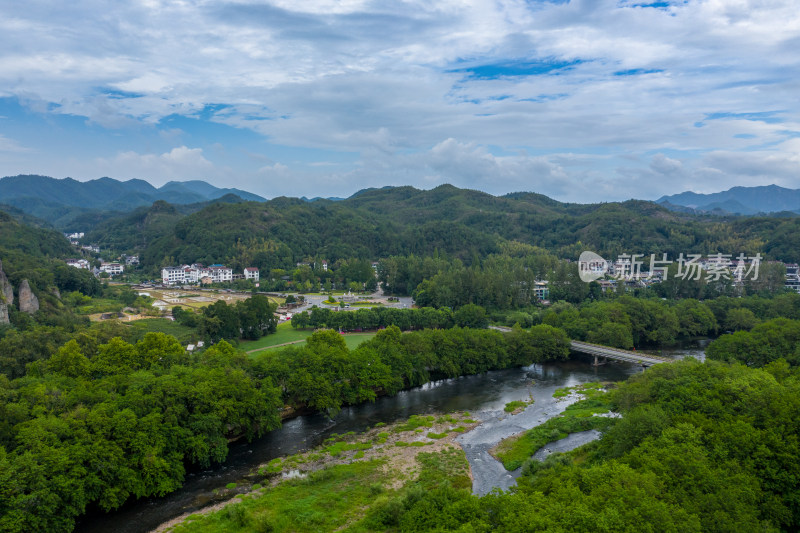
1, 0, 799, 202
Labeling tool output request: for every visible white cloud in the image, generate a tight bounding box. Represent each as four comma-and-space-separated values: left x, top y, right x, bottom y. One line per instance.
650, 154, 684, 176
93, 146, 218, 186
1, 0, 799, 200
0, 135, 30, 153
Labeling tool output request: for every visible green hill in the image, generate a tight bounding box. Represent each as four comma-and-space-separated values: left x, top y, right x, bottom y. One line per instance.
0, 210, 73, 269
0, 175, 266, 229
73, 184, 800, 274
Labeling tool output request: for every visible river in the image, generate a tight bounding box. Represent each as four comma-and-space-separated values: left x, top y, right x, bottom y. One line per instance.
76, 350, 697, 533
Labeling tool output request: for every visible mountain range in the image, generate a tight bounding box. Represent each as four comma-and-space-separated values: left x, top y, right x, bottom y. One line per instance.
0, 175, 265, 228
657, 184, 800, 215
3, 174, 800, 243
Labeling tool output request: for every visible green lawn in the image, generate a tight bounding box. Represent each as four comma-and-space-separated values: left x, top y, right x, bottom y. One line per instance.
170, 460, 387, 533
243, 323, 378, 356
76, 298, 124, 315
342, 333, 378, 350
168, 423, 472, 533
240, 322, 314, 352
126, 318, 198, 344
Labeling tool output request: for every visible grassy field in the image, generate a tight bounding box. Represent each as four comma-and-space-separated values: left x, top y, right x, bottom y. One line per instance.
240, 322, 314, 352
126, 318, 198, 344
166, 413, 475, 533
76, 298, 124, 315
242, 323, 378, 355
172, 461, 386, 533
348, 301, 383, 307
342, 333, 378, 350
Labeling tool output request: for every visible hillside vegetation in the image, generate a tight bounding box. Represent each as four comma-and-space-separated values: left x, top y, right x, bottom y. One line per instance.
0, 175, 263, 229
79, 184, 800, 274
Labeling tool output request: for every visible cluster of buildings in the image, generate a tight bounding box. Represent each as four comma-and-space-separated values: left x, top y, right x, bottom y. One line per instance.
64, 232, 84, 245
66, 258, 91, 270
65, 258, 126, 276
160, 264, 259, 285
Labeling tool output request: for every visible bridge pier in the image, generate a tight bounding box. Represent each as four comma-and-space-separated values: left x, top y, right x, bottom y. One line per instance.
571, 341, 668, 368
592, 354, 607, 366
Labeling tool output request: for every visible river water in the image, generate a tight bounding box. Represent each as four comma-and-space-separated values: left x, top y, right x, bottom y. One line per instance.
76, 350, 697, 533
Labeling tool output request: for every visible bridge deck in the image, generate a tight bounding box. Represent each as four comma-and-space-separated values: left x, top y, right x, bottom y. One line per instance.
488, 327, 672, 367
570, 340, 671, 366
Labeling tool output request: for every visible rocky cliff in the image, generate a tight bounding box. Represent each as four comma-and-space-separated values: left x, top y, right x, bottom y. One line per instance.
0, 259, 13, 306
18, 279, 39, 314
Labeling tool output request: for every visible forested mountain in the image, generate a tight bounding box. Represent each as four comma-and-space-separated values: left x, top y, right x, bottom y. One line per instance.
79, 183, 800, 272
0, 175, 265, 229
0, 211, 97, 329
658, 184, 800, 215
0, 211, 73, 271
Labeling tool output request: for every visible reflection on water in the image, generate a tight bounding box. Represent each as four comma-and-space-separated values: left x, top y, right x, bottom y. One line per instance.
641, 337, 710, 362
76, 354, 680, 533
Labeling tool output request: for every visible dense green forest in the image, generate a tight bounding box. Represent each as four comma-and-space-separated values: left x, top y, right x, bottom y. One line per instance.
349, 359, 800, 532
0, 211, 73, 270
77, 184, 800, 273
535, 292, 800, 348
0, 326, 570, 532
2, 183, 800, 532
156, 358, 800, 533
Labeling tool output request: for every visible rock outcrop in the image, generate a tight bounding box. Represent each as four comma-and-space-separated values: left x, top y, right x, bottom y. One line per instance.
0, 259, 13, 306
18, 279, 39, 314
0, 303, 8, 325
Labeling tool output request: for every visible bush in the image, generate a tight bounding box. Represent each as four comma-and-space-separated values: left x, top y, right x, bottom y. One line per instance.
225, 503, 248, 527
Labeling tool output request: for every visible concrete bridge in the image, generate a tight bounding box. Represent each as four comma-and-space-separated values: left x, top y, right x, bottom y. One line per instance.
570, 340, 671, 367
487, 326, 672, 368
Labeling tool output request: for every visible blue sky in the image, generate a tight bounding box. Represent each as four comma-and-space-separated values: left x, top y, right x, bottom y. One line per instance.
1, 0, 799, 202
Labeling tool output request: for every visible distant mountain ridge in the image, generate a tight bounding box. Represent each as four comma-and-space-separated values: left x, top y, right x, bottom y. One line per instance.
0, 175, 265, 211
657, 184, 800, 215
0, 175, 265, 228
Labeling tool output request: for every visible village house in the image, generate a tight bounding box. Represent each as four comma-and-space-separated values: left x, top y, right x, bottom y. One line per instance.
161, 266, 186, 285
209, 264, 233, 283
66, 258, 91, 269
534, 280, 549, 300
99, 262, 124, 276
244, 267, 260, 281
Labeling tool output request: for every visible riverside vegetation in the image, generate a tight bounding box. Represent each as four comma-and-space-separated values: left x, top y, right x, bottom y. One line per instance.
162, 413, 477, 532
0, 325, 571, 532
155, 359, 800, 532
2, 184, 800, 531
